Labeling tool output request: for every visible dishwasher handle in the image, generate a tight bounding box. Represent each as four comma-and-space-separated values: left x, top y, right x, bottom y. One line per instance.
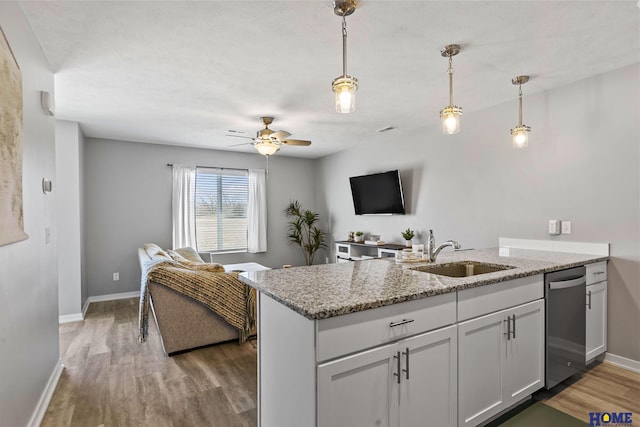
549, 276, 586, 290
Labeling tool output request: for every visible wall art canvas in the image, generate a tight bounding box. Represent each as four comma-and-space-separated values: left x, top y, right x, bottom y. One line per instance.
0, 26, 28, 247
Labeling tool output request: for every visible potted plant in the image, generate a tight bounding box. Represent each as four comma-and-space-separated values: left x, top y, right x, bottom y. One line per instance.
354, 231, 364, 243
285, 200, 327, 266
401, 228, 415, 247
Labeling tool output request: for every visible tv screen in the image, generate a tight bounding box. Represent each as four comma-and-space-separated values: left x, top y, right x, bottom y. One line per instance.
349, 170, 405, 215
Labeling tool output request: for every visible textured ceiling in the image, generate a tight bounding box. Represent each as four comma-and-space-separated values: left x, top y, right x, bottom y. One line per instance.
21, 1, 640, 159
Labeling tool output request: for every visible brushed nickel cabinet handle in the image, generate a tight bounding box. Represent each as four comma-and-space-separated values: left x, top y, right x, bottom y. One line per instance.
587, 290, 592, 309
504, 317, 511, 341
402, 347, 410, 380
393, 351, 401, 384
389, 319, 415, 328
512, 314, 516, 339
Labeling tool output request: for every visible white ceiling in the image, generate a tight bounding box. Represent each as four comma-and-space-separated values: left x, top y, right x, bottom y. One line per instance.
21, 1, 640, 159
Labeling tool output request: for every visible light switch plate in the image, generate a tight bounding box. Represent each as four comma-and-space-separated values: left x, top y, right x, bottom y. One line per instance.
548, 219, 561, 235
561, 221, 572, 234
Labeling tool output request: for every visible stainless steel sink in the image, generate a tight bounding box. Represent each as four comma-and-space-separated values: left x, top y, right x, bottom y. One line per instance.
410, 261, 515, 277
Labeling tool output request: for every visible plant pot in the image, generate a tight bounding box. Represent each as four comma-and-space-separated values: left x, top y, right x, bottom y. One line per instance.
354, 235, 364, 243
405, 239, 412, 248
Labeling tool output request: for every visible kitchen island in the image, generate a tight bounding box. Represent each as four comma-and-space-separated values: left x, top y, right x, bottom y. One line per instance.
239, 247, 608, 427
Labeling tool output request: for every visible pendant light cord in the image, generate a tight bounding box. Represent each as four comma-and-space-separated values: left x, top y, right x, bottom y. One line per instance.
448, 55, 454, 105
518, 84, 523, 126
342, 14, 348, 77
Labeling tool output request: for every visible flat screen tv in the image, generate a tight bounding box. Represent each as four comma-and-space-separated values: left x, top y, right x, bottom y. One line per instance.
349, 170, 405, 215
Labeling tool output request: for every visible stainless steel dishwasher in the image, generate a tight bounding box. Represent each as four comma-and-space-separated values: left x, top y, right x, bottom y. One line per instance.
545, 265, 587, 389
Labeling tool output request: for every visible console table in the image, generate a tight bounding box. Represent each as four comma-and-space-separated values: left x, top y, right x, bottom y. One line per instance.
335, 241, 406, 262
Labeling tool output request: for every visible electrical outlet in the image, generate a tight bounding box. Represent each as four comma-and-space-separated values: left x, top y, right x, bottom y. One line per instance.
548, 219, 561, 235
561, 221, 572, 234
113, 272, 119, 281
45, 227, 51, 244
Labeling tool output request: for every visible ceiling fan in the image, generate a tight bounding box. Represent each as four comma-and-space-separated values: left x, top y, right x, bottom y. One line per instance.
227, 117, 312, 156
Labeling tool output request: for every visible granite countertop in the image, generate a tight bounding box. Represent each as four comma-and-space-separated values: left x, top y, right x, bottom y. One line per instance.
238, 247, 608, 321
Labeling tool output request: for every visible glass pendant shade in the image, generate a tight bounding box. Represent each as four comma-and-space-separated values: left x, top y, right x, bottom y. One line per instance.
440, 106, 462, 134
254, 141, 280, 156
511, 126, 530, 148
332, 76, 358, 113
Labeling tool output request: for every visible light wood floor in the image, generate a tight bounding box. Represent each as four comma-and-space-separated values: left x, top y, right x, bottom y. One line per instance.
45, 298, 640, 426
43, 298, 257, 427
539, 359, 640, 424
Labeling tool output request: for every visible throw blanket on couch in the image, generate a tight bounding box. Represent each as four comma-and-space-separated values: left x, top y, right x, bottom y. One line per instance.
138, 257, 256, 344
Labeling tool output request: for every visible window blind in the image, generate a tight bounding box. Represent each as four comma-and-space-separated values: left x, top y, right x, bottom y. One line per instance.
194, 167, 249, 252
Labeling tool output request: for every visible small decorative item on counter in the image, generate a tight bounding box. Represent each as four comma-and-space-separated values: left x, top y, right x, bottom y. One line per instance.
400, 248, 418, 261
348, 231, 355, 242
354, 231, 364, 242
401, 228, 415, 247
412, 244, 425, 258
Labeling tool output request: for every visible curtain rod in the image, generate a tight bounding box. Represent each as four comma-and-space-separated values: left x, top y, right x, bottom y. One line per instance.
166, 163, 247, 172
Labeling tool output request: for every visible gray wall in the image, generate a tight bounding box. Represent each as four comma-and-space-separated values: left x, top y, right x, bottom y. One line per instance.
55, 120, 88, 316
0, 3, 59, 426
315, 64, 640, 362
84, 139, 318, 297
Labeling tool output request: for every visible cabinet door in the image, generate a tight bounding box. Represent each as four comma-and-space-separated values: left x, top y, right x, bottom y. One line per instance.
318, 343, 399, 427
398, 325, 457, 427
458, 310, 507, 427
586, 281, 607, 361
505, 299, 545, 405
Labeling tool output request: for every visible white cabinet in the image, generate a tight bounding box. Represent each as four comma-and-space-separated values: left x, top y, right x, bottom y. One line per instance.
458, 299, 544, 427
318, 342, 398, 427
318, 325, 457, 427
586, 261, 608, 362
335, 241, 403, 262
398, 327, 457, 427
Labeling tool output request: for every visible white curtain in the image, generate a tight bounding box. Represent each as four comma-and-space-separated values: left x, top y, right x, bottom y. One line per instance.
247, 169, 267, 253
172, 165, 197, 249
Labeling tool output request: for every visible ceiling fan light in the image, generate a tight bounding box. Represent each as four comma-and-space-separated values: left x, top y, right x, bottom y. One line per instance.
332, 76, 358, 113
254, 141, 280, 157
440, 105, 462, 134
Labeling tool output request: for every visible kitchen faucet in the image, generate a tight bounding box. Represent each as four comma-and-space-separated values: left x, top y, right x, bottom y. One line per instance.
426, 229, 461, 262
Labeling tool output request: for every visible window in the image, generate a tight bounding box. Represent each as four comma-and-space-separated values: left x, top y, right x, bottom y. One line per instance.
194, 168, 248, 253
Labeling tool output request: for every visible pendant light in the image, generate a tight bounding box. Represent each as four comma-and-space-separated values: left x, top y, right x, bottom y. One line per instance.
440, 44, 462, 134
332, 1, 358, 114
510, 75, 531, 148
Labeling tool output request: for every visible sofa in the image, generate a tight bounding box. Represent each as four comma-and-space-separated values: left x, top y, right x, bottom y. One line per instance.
138, 244, 267, 356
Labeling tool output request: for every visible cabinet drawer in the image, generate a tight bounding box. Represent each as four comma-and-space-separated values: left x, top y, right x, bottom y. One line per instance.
316, 292, 456, 362
586, 261, 607, 285
457, 274, 543, 322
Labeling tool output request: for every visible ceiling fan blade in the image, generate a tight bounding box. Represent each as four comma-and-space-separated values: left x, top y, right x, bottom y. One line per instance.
229, 142, 255, 147
281, 139, 311, 146
226, 134, 255, 139
270, 130, 291, 140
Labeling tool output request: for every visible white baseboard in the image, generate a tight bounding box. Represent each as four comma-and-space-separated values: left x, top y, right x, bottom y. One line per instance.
27, 358, 64, 427
59, 292, 139, 324
82, 298, 90, 318
58, 313, 83, 324
87, 291, 139, 303
605, 352, 640, 373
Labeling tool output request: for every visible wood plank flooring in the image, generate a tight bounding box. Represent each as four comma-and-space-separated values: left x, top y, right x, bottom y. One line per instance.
45, 298, 640, 426
43, 298, 257, 427
538, 360, 640, 424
